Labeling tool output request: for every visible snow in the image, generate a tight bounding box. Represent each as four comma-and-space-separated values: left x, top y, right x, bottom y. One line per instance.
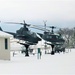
10, 42, 23, 51
0, 49, 75, 75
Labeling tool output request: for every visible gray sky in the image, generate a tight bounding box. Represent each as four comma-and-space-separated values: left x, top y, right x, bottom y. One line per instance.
0, 0, 75, 32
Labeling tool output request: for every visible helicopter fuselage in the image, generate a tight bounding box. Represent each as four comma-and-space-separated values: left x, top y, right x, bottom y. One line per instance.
16, 27, 41, 44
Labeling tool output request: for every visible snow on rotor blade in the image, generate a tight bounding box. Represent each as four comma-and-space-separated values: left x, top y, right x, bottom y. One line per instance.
29, 26, 50, 32
4, 22, 24, 25
30, 25, 50, 31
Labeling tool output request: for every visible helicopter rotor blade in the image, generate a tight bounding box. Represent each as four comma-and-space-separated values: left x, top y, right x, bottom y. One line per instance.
30, 25, 50, 32
4, 21, 31, 26
32, 25, 45, 28
46, 26, 56, 29
4, 22, 24, 25
23, 20, 31, 26
23, 20, 25, 24
50, 26, 56, 29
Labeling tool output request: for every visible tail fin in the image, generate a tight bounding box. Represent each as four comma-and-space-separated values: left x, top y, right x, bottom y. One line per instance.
0, 27, 3, 31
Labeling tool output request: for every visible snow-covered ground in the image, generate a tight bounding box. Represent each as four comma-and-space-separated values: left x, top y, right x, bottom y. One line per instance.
0, 49, 75, 75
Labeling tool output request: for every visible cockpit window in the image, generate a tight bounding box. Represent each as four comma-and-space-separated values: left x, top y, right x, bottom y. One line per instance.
47, 35, 52, 39
56, 36, 59, 39
50, 36, 52, 38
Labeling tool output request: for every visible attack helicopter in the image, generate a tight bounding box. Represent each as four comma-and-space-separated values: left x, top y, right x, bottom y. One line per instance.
31, 23, 65, 55
0, 20, 42, 56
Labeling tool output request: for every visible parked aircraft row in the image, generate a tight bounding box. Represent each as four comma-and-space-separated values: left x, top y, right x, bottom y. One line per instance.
0, 20, 65, 56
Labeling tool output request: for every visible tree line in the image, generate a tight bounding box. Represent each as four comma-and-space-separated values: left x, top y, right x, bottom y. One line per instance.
57, 27, 75, 48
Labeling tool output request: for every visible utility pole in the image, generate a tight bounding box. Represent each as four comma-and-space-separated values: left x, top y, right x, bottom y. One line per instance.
43, 20, 47, 54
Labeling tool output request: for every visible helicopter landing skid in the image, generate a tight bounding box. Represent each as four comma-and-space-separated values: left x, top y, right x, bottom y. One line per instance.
24, 44, 29, 56
51, 51, 55, 55
51, 44, 55, 55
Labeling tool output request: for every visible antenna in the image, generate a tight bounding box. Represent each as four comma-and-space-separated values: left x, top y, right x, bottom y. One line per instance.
43, 20, 47, 33
43, 20, 47, 54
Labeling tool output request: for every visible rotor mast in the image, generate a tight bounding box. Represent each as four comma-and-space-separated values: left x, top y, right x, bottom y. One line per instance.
50, 26, 56, 34
43, 20, 47, 33
43, 20, 47, 54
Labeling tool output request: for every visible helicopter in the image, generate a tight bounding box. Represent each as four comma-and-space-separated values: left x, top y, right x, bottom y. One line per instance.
0, 20, 65, 55
0, 20, 42, 56
31, 23, 65, 55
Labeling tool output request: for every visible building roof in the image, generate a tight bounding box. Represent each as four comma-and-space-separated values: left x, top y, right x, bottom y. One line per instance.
0, 31, 13, 38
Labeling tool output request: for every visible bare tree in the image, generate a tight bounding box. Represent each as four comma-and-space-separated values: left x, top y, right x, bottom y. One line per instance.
57, 28, 74, 48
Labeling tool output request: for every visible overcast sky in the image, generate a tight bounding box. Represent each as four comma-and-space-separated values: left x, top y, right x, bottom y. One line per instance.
0, 0, 75, 32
